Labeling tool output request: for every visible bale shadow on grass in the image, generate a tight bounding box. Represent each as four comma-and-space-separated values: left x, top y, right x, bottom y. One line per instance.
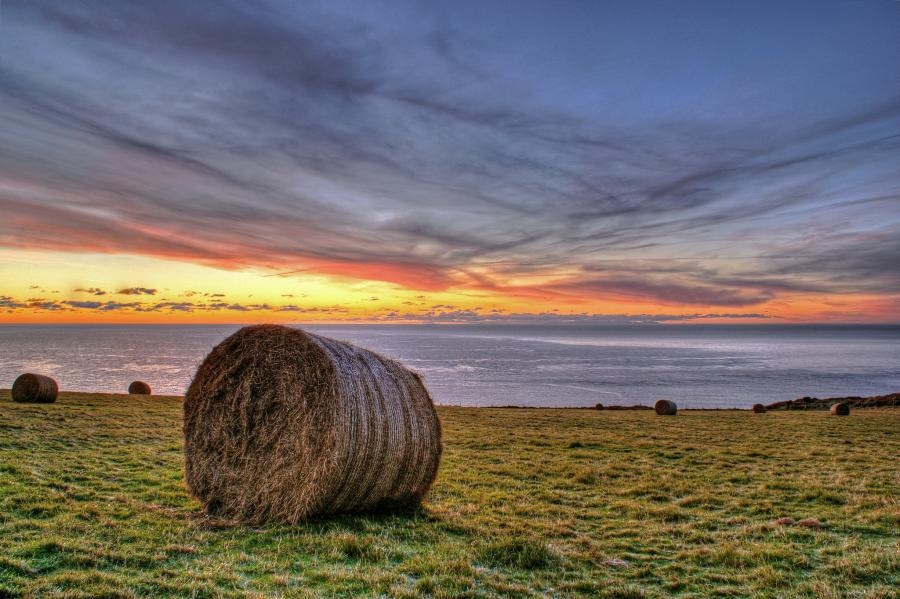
191, 501, 433, 533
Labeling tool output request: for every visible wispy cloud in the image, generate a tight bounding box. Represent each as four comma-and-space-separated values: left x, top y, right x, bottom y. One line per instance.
74, 287, 107, 296
0, 1, 898, 313
1, 287, 776, 324
117, 287, 157, 296
546, 277, 775, 308
372, 309, 771, 325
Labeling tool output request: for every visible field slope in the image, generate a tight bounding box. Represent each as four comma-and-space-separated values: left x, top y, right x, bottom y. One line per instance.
0, 391, 897, 598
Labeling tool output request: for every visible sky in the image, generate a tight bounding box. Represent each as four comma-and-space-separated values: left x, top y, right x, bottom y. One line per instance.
1, 0, 898, 324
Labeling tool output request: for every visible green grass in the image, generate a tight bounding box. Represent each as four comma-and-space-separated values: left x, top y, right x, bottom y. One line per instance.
0, 391, 897, 598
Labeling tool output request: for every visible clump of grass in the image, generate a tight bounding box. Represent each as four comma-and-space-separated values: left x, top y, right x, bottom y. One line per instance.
477, 537, 558, 570
331, 533, 383, 562
574, 468, 598, 484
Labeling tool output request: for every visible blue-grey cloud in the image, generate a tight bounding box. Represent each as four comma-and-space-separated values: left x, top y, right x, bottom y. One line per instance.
1, 1, 898, 305
547, 277, 775, 308
0, 296, 27, 310
64, 300, 105, 309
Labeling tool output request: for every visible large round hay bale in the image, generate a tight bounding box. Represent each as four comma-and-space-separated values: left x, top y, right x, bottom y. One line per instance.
654, 399, 677, 415
183, 324, 442, 524
752, 403, 766, 413
11, 373, 58, 403
128, 381, 152, 395
830, 402, 850, 416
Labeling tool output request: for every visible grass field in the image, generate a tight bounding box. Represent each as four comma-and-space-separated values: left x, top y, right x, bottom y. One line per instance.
0, 391, 897, 598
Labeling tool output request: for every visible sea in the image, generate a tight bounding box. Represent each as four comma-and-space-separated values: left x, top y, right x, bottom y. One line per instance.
1, 324, 898, 409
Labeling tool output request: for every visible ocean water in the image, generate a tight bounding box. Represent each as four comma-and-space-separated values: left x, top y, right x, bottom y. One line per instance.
0, 324, 898, 408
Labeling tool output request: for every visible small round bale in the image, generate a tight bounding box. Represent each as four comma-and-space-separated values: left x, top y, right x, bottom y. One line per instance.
128, 381, 152, 395
752, 403, 766, 414
830, 402, 850, 416
183, 324, 442, 524
654, 399, 677, 416
11, 373, 58, 403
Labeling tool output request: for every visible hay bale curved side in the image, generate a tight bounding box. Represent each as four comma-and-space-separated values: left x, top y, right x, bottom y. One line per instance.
11, 373, 58, 403
752, 403, 766, 413
128, 381, 152, 395
183, 324, 442, 523
830, 402, 850, 416
654, 399, 677, 415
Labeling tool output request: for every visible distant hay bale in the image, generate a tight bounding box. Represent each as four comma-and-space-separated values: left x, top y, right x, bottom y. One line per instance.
183, 324, 442, 524
11, 373, 58, 404
128, 381, 152, 395
830, 402, 850, 416
654, 399, 677, 416
752, 403, 766, 414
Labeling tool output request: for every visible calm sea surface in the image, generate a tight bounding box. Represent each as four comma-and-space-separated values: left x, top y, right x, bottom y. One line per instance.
1, 324, 898, 408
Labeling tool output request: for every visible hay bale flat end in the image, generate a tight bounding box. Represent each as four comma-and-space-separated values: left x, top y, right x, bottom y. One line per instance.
830, 402, 850, 416
12, 373, 58, 403
654, 399, 677, 415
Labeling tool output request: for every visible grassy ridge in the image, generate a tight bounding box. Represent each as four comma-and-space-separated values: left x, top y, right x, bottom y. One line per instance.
0, 391, 897, 598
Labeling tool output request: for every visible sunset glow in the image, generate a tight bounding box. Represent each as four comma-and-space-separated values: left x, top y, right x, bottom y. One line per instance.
2, 247, 896, 325
1, 2, 898, 324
